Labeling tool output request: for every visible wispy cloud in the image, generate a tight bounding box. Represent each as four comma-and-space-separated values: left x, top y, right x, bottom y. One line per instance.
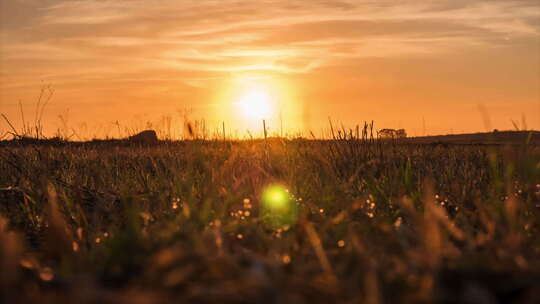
2, 0, 537, 76
1, 0, 539, 133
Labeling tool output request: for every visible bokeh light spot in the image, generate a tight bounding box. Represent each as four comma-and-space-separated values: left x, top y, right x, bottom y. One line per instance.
261, 184, 298, 229
263, 186, 289, 210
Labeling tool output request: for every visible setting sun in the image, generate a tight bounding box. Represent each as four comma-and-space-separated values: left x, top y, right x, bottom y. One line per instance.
212, 74, 303, 136
236, 89, 274, 121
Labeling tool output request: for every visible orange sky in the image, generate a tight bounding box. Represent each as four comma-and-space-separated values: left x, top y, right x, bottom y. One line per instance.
1, 0, 539, 139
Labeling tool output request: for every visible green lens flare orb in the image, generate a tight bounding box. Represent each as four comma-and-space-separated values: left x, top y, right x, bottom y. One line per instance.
260, 185, 298, 229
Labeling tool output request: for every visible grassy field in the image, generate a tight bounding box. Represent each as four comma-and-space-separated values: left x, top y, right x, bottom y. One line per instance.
407, 130, 540, 145
1, 138, 540, 303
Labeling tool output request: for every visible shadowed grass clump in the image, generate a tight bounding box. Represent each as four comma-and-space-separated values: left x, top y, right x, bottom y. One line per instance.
1, 139, 540, 303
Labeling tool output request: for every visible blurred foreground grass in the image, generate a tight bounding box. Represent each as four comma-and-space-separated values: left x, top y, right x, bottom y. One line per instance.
1, 139, 540, 303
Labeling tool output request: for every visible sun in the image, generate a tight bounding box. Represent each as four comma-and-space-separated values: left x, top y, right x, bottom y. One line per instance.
212, 74, 304, 135
235, 88, 274, 121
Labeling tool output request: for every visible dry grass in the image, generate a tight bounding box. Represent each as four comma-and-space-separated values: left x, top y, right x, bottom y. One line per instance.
1, 139, 540, 303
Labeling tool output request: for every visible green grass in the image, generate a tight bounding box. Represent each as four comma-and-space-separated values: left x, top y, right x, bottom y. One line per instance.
1, 139, 540, 303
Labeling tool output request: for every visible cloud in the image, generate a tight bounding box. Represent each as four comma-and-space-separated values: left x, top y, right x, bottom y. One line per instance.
0, 0, 538, 132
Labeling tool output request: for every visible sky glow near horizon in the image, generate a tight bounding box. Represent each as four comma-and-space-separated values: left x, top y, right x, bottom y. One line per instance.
1, 0, 539, 138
